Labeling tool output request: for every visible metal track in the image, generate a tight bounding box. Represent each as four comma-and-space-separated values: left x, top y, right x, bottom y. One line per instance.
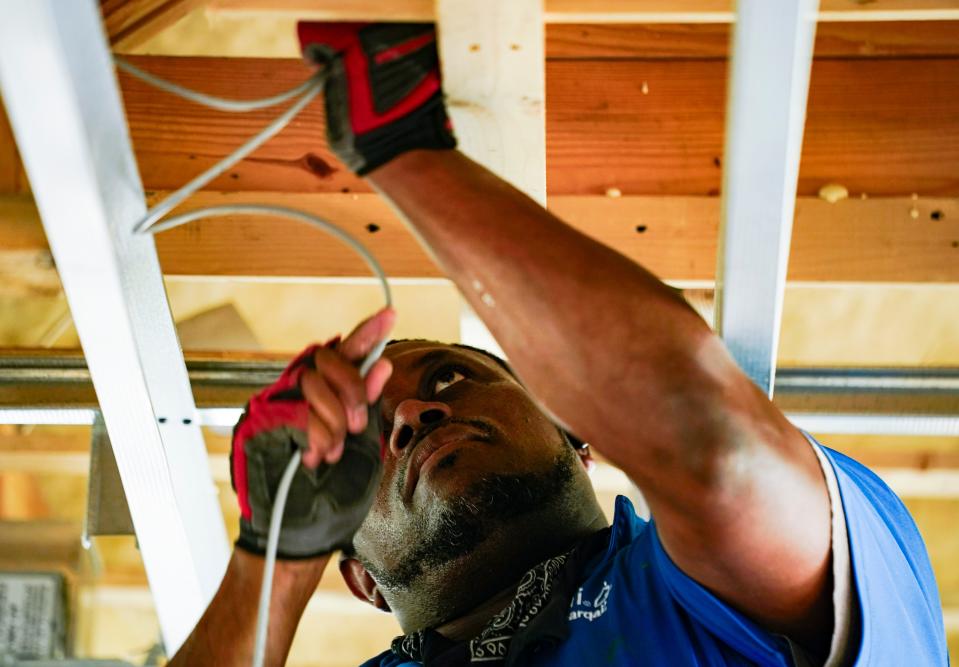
1, 351, 957, 435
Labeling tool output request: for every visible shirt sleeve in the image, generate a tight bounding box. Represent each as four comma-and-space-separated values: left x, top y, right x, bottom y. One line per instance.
644, 434, 949, 666
816, 439, 949, 665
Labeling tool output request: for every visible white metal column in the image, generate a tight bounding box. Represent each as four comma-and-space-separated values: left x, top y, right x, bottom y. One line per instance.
0, 0, 229, 651
715, 0, 819, 396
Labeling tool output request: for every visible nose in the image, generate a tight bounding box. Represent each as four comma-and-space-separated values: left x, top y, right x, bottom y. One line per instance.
388, 399, 452, 457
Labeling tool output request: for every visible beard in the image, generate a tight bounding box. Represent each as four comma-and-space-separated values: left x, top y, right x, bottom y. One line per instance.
356, 450, 577, 591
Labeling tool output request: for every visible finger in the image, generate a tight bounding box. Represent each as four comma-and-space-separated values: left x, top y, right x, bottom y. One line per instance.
300, 370, 348, 452
311, 347, 368, 433
305, 410, 334, 469
364, 357, 394, 403
339, 307, 397, 362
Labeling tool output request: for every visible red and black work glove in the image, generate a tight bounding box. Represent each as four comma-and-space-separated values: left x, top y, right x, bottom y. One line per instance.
297, 22, 456, 175
230, 343, 384, 559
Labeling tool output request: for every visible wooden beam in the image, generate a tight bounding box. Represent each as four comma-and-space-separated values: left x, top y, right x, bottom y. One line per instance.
545, 22, 959, 59
436, 0, 547, 204
3, 193, 958, 282
546, 57, 959, 197
101, 0, 210, 50
92, 56, 959, 197
0, 103, 25, 194
208, 0, 959, 23
434, 0, 546, 350
124, 17, 959, 59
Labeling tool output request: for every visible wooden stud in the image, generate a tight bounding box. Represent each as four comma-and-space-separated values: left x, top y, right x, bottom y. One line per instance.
436, 0, 547, 204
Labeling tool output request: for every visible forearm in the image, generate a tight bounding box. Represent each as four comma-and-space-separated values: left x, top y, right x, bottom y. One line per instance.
169, 549, 329, 667
369, 150, 720, 472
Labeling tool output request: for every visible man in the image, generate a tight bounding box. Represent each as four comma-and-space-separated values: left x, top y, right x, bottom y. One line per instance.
170, 23, 948, 667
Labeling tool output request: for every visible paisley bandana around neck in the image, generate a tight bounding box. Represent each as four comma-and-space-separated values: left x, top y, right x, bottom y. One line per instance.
468, 551, 570, 661
391, 551, 571, 665
389, 527, 612, 666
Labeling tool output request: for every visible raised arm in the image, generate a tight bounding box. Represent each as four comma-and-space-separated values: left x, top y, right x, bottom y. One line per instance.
170, 311, 395, 666
370, 151, 832, 650
368, 150, 833, 654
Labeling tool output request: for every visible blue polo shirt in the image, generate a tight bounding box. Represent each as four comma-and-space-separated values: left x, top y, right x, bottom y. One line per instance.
362, 441, 949, 666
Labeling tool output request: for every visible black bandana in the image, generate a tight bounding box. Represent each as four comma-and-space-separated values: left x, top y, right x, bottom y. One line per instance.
389, 527, 612, 666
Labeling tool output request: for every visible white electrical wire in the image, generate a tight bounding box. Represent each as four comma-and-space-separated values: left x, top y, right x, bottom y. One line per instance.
119, 59, 391, 667
145, 204, 393, 378
115, 57, 320, 112
136, 77, 324, 232
254, 447, 300, 667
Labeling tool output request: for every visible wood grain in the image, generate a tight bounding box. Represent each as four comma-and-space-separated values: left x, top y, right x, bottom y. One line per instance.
92, 56, 959, 197
116, 57, 365, 194
437, 0, 547, 203
546, 57, 959, 196
0, 103, 25, 194
101, 0, 209, 50
126, 15, 959, 59
546, 22, 959, 59
209, 0, 959, 22
4, 193, 958, 282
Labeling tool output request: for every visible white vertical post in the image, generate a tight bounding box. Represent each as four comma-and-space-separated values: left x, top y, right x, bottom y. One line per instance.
435, 0, 547, 352
0, 0, 229, 651
715, 0, 819, 396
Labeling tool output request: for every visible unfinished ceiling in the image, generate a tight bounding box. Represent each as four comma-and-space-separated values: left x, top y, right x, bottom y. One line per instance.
0, 1, 957, 664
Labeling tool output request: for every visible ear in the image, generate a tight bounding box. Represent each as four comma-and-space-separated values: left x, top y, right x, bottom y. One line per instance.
340, 556, 392, 612
576, 443, 595, 473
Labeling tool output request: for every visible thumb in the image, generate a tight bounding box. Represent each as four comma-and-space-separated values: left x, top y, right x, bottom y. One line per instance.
339, 308, 397, 363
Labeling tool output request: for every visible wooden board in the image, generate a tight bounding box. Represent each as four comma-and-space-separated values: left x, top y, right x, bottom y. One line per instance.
0, 101, 25, 194
546, 22, 959, 59
3, 193, 958, 282
88, 56, 959, 197
126, 16, 959, 59
6, 53, 959, 197
101, 0, 209, 50
436, 0, 547, 204
209, 0, 959, 22
546, 57, 959, 197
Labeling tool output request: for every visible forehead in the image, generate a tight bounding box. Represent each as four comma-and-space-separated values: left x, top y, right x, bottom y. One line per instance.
383, 340, 514, 382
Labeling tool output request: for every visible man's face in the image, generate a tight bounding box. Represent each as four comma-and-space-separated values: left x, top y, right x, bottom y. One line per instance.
353, 340, 587, 591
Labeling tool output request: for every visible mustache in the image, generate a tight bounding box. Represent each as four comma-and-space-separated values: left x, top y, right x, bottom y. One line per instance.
412, 417, 492, 449
393, 417, 495, 495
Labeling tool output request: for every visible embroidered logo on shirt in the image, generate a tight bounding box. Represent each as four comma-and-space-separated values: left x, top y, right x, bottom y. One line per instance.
568, 580, 611, 622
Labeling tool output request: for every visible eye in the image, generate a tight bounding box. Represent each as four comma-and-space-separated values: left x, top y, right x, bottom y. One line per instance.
432, 367, 466, 395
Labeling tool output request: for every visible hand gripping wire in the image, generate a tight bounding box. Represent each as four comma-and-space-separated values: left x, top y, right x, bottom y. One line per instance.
114, 57, 391, 667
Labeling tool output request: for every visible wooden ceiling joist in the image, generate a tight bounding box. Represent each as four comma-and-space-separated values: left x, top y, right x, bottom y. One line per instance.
119, 15, 959, 59
545, 22, 959, 59
89, 55, 959, 198
208, 0, 959, 23
3, 193, 957, 282
101, 0, 210, 50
